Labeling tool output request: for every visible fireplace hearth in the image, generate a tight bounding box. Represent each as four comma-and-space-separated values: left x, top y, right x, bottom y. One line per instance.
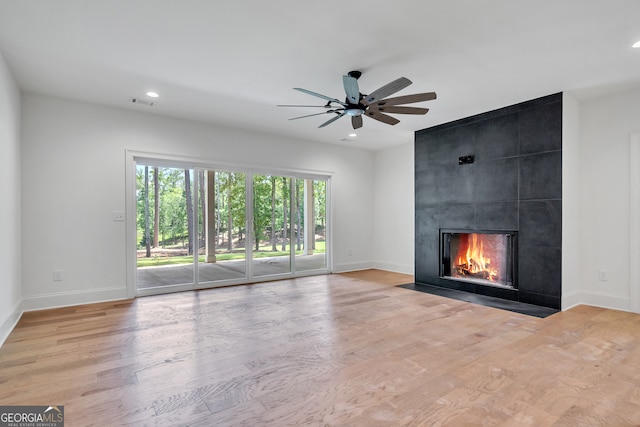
440, 229, 517, 290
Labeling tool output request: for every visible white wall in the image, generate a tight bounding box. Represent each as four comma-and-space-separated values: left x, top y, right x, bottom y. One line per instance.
573, 87, 640, 312
20, 94, 375, 310
372, 143, 414, 274
0, 51, 22, 344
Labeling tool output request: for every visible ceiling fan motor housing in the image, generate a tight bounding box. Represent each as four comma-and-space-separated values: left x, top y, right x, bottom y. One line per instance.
346, 107, 364, 117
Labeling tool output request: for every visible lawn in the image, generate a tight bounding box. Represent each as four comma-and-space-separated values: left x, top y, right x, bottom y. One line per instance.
138, 241, 325, 267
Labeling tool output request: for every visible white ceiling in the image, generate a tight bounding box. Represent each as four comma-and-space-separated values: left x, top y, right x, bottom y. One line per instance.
2, 1, 640, 151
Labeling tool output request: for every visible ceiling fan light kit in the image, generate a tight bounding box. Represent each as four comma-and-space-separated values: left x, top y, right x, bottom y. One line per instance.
279, 70, 436, 130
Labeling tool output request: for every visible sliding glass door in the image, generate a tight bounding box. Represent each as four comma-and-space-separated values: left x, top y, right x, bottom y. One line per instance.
252, 174, 292, 277
133, 157, 329, 296
295, 179, 327, 272
196, 170, 247, 286
135, 165, 195, 293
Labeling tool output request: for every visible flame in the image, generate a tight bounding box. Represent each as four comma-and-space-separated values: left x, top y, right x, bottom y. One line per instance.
454, 233, 499, 281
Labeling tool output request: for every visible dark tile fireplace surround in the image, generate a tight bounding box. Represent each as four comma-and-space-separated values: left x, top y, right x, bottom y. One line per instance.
414, 93, 562, 310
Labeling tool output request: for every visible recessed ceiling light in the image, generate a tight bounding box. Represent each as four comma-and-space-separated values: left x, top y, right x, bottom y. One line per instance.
146, 91, 159, 98
633, 40, 640, 48
349, 133, 357, 137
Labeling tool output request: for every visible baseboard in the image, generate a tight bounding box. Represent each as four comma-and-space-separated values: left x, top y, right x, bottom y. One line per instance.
562, 290, 632, 313
561, 290, 582, 311
0, 299, 23, 347
22, 287, 129, 312
333, 261, 374, 273
372, 261, 413, 275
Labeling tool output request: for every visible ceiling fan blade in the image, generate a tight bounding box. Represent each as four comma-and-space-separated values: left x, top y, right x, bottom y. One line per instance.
343, 75, 360, 104
370, 106, 430, 115
319, 112, 346, 128
278, 104, 332, 108
362, 77, 412, 105
288, 110, 340, 121
293, 88, 346, 106
351, 115, 363, 129
365, 110, 400, 126
374, 92, 437, 106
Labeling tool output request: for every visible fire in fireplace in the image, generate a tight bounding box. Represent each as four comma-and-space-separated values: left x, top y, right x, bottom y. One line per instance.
440, 230, 517, 289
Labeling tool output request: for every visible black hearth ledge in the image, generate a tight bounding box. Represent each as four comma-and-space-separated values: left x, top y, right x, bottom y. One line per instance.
398, 282, 559, 318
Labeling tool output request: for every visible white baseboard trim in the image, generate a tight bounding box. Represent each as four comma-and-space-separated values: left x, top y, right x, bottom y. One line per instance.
0, 299, 24, 348
333, 261, 374, 273
22, 287, 129, 312
372, 261, 413, 276
561, 290, 581, 311
562, 290, 632, 313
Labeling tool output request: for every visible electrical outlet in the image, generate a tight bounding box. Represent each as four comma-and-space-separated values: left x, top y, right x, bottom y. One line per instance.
598, 270, 608, 282
53, 269, 63, 281
113, 211, 125, 222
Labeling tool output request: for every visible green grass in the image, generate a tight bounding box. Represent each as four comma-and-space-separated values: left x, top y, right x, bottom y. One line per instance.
137, 241, 325, 267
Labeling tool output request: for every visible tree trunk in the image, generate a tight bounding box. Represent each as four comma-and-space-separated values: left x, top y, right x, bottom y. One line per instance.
216, 174, 221, 246
282, 177, 288, 252
296, 180, 301, 251
227, 175, 233, 251
205, 171, 216, 263
199, 170, 206, 249
153, 167, 159, 248
254, 221, 260, 251
184, 169, 194, 256
144, 166, 151, 257
271, 177, 277, 251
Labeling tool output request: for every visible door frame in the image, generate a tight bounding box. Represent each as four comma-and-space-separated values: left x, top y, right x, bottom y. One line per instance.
125, 150, 333, 298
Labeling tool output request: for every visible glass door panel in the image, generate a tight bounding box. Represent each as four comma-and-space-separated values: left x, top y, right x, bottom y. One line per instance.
295, 178, 327, 272
197, 170, 247, 285
132, 157, 330, 296
252, 174, 292, 277
136, 165, 195, 293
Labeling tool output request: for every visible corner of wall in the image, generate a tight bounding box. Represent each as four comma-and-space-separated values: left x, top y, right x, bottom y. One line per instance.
0, 49, 23, 346
0, 299, 23, 347
562, 92, 582, 310
629, 132, 640, 313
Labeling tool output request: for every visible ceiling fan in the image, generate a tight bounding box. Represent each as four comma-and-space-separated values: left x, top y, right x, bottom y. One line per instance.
278, 71, 436, 129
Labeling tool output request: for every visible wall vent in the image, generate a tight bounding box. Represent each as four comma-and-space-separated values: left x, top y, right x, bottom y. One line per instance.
130, 97, 155, 107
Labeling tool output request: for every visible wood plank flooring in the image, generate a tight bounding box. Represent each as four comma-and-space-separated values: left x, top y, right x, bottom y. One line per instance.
2, 270, 640, 426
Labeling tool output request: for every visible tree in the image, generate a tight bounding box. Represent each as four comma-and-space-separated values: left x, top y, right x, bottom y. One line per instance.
281, 177, 288, 251
144, 166, 151, 257
153, 167, 159, 248
315, 180, 326, 242
270, 176, 277, 251
199, 170, 206, 250
157, 169, 187, 247
184, 169, 194, 255
253, 175, 271, 251
227, 173, 233, 251
229, 172, 246, 246
295, 179, 302, 251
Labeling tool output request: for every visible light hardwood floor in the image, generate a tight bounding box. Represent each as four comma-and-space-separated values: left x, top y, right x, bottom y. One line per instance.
2, 270, 640, 426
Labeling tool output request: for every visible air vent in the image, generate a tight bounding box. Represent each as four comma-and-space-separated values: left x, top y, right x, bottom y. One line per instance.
130, 97, 155, 107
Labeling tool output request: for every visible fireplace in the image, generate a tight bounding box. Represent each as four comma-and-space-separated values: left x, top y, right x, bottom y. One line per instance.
415, 93, 562, 309
440, 229, 517, 290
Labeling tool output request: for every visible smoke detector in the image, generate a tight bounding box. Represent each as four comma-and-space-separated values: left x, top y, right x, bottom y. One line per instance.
130, 97, 155, 107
